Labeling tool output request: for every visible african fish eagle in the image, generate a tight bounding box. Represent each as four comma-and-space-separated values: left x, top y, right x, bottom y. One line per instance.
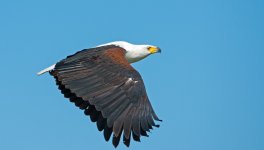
38, 41, 162, 147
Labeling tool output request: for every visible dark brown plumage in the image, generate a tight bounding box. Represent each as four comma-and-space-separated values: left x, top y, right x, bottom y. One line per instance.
50, 45, 161, 147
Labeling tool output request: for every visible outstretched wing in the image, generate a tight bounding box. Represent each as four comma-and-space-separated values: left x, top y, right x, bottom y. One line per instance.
50, 45, 161, 147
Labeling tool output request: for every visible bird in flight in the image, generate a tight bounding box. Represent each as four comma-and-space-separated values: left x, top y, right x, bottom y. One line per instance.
38, 41, 162, 147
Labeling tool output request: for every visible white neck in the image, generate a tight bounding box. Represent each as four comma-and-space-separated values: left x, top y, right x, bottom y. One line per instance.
97, 41, 133, 50
97, 41, 151, 63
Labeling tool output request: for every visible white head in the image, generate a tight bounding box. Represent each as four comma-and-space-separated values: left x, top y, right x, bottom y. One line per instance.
98, 41, 161, 63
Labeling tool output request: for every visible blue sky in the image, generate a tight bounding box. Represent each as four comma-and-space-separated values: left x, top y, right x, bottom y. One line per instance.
0, 0, 263, 150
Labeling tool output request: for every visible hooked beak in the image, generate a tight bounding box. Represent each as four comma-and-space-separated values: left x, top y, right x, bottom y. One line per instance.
148, 46, 162, 54
157, 47, 161, 53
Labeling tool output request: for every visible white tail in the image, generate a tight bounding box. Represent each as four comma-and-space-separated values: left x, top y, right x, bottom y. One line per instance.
37, 64, 56, 76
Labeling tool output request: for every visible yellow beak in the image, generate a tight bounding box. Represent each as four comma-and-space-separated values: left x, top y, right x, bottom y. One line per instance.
148, 46, 161, 54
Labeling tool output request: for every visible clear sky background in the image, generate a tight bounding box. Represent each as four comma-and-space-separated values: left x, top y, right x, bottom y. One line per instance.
0, 0, 263, 150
